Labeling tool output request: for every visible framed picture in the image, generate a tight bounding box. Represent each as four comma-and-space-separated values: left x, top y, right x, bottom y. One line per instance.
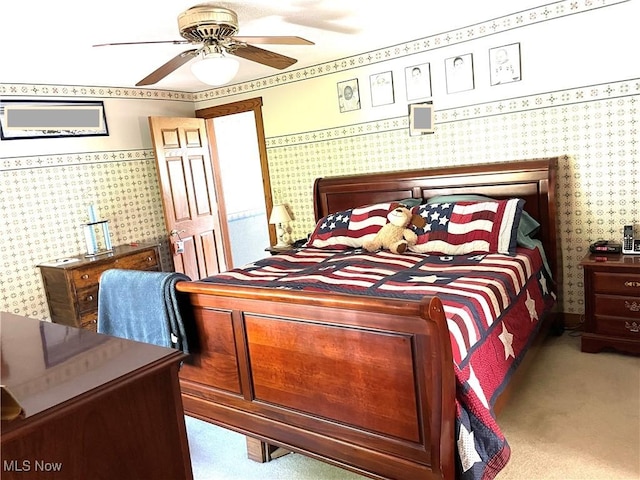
405, 63, 432, 101
444, 53, 474, 94
408, 102, 434, 136
489, 43, 521, 85
370, 71, 395, 107
337, 79, 361, 113
0, 99, 109, 140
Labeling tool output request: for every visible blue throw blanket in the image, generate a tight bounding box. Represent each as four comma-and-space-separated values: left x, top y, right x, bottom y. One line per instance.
97, 269, 192, 353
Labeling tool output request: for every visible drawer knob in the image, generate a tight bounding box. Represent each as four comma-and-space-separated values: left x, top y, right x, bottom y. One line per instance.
625, 301, 640, 312
86, 295, 94, 301
625, 321, 640, 333
146, 256, 153, 262
624, 281, 640, 288
81, 274, 89, 280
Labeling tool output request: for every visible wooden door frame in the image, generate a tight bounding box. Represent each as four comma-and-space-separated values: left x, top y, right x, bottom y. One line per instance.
196, 97, 276, 259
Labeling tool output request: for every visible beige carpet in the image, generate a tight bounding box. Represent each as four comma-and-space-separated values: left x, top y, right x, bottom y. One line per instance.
186, 332, 640, 479
498, 332, 640, 480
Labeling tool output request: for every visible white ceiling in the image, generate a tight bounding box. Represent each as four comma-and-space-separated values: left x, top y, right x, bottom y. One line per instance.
1, 1, 541, 93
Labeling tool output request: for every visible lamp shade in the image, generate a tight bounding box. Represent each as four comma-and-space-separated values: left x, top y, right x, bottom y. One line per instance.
269, 204, 291, 224
191, 52, 240, 86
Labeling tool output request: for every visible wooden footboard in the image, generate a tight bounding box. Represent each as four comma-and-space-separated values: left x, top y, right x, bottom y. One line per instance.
177, 282, 456, 480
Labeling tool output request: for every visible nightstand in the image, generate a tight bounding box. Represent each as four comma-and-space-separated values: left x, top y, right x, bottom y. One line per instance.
38, 244, 161, 331
580, 253, 640, 355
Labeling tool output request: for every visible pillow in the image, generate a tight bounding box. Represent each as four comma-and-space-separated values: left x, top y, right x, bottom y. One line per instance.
397, 197, 422, 208
306, 202, 398, 250
427, 193, 540, 241
409, 198, 525, 255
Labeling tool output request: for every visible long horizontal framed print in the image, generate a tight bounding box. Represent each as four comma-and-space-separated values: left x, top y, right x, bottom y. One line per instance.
0, 100, 109, 140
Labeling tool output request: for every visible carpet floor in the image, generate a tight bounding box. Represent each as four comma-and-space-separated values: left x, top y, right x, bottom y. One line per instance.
185, 332, 640, 480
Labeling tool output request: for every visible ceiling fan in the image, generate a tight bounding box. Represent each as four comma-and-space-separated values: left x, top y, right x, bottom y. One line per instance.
93, 3, 314, 87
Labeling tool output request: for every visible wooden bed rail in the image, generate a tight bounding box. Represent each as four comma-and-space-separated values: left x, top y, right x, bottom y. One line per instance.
176, 280, 456, 479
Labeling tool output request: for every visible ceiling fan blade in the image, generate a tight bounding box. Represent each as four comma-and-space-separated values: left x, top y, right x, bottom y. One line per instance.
232, 36, 314, 45
93, 40, 190, 47
136, 49, 198, 86
231, 44, 297, 70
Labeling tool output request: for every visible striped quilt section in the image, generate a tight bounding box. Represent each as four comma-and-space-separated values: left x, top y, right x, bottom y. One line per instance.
201, 246, 557, 480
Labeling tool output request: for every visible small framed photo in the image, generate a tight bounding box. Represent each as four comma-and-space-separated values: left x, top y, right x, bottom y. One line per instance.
408, 102, 434, 136
445, 53, 474, 94
370, 71, 395, 107
489, 43, 521, 85
405, 63, 432, 101
337, 78, 361, 113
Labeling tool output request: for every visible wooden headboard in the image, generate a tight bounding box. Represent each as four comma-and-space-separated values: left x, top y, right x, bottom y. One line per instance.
313, 157, 559, 281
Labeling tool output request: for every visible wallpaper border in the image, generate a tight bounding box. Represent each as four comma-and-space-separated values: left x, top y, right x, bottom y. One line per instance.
0, 84, 194, 102
0, 0, 628, 102
266, 77, 640, 148
2, 76, 638, 171
1, 149, 156, 172
192, 0, 629, 101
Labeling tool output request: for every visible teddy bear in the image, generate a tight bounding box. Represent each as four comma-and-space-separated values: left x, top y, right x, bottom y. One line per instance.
363, 205, 427, 254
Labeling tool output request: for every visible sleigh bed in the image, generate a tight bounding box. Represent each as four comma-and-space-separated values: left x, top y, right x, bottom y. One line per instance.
176, 158, 560, 480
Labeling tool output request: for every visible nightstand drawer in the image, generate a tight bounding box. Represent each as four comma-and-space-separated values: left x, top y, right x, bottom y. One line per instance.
593, 272, 640, 295
594, 294, 640, 319
594, 315, 640, 337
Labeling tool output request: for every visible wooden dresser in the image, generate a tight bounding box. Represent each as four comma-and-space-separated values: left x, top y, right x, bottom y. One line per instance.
0, 312, 192, 480
38, 244, 161, 331
580, 253, 640, 355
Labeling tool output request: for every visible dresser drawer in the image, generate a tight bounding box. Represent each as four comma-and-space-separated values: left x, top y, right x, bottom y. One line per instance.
71, 249, 159, 289
80, 311, 98, 332
592, 272, 640, 295
77, 286, 99, 313
112, 248, 159, 271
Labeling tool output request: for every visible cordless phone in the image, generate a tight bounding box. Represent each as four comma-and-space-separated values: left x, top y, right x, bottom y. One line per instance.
622, 225, 640, 254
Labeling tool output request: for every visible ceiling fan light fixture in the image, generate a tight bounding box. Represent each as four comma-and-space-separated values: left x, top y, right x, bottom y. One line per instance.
190, 52, 240, 86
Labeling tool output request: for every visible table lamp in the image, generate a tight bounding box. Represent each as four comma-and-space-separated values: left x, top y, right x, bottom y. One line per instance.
269, 204, 292, 248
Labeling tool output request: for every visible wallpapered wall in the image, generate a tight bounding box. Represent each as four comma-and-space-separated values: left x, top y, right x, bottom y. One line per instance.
1, 0, 638, 323
264, 80, 638, 318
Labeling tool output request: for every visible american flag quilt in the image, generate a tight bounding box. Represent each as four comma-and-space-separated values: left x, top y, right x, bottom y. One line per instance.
201, 246, 556, 480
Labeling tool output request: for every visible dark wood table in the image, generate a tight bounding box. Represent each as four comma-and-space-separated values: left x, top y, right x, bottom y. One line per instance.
1, 312, 193, 479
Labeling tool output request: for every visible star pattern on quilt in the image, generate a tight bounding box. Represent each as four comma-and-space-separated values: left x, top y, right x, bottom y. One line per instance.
539, 273, 549, 295
467, 366, 489, 409
457, 423, 482, 472
525, 290, 538, 321
498, 323, 515, 360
